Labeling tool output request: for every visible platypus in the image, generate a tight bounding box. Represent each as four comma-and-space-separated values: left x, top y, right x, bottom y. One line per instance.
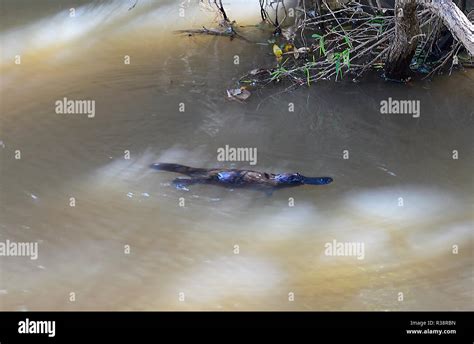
151, 163, 333, 192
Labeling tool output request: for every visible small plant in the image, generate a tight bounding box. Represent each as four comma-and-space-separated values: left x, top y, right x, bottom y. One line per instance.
270, 64, 288, 82
311, 34, 326, 56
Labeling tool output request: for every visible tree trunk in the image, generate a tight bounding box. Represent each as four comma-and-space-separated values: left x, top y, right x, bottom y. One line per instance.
385, 0, 420, 80
418, 0, 474, 54
385, 0, 473, 80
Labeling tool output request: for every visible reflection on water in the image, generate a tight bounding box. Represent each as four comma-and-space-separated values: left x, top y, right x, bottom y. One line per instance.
0, 0, 473, 310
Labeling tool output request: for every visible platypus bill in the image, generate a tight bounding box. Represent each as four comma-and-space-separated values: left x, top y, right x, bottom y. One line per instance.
151, 163, 333, 192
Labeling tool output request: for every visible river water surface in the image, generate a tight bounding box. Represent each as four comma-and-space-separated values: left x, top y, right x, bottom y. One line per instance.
0, 0, 473, 310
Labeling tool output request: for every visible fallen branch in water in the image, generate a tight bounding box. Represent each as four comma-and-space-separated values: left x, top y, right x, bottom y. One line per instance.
176, 0, 241, 39
175, 26, 234, 37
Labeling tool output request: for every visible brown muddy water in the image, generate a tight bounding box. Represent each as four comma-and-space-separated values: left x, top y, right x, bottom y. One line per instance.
0, 0, 473, 310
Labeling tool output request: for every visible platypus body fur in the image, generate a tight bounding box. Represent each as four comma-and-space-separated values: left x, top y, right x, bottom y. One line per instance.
151, 163, 333, 192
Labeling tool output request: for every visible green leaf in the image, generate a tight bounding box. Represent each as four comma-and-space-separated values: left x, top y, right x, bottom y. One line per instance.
369, 16, 385, 25
312, 34, 326, 56
343, 49, 350, 69
320, 36, 326, 56
344, 36, 352, 49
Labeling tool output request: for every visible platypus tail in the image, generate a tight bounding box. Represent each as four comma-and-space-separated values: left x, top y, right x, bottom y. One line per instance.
302, 176, 333, 185
150, 163, 208, 176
